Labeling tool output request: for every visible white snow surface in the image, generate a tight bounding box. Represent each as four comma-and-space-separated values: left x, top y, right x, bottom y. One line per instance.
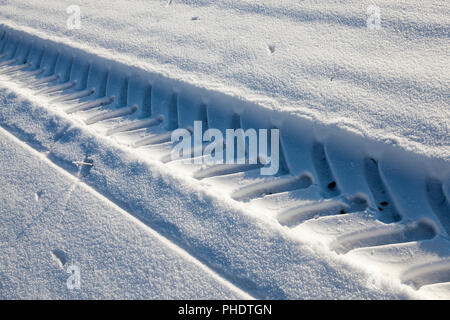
0, 125, 250, 299
0, 0, 449, 300
0, 0, 448, 160
0, 83, 428, 299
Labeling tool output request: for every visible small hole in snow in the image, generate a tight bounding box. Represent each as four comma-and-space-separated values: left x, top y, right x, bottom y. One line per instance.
51, 249, 68, 268
328, 181, 337, 190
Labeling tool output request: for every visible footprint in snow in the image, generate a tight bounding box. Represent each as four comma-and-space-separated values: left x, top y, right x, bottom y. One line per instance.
51, 249, 68, 268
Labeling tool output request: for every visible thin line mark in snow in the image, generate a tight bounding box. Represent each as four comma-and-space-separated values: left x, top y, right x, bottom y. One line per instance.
0, 125, 254, 299
15, 164, 82, 240
73, 161, 93, 166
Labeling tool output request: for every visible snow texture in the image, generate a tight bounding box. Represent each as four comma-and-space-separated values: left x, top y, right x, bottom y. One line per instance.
0, 85, 427, 299
0, 0, 449, 300
0, 0, 448, 160
0, 125, 250, 299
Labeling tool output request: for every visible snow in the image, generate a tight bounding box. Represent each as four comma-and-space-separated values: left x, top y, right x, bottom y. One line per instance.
0, 125, 250, 299
0, 84, 427, 299
0, 0, 448, 160
0, 0, 448, 300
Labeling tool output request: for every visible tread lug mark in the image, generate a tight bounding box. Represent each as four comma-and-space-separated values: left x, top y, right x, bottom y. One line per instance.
311, 142, 340, 197
51, 87, 94, 103
132, 86, 178, 147
278, 195, 368, 227
0, 37, 30, 70
0, 57, 18, 67
37, 80, 76, 95
66, 95, 114, 114
14, 64, 44, 80
0, 36, 20, 61
47, 59, 92, 101
128, 79, 152, 118
332, 220, 436, 254
231, 175, 312, 201
69, 58, 91, 91
8, 42, 45, 78
193, 163, 262, 180
106, 117, 160, 136
364, 158, 401, 223
401, 259, 450, 289
151, 84, 179, 131
134, 131, 172, 147
106, 82, 154, 135
2, 63, 31, 75
426, 179, 450, 236
51, 53, 75, 84
24, 48, 59, 84
85, 105, 138, 125
30, 74, 59, 88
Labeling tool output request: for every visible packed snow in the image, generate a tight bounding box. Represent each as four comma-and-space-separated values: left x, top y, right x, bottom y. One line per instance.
0, 0, 448, 160
0, 0, 449, 300
0, 125, 251, 299
0, 83, 427, 299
